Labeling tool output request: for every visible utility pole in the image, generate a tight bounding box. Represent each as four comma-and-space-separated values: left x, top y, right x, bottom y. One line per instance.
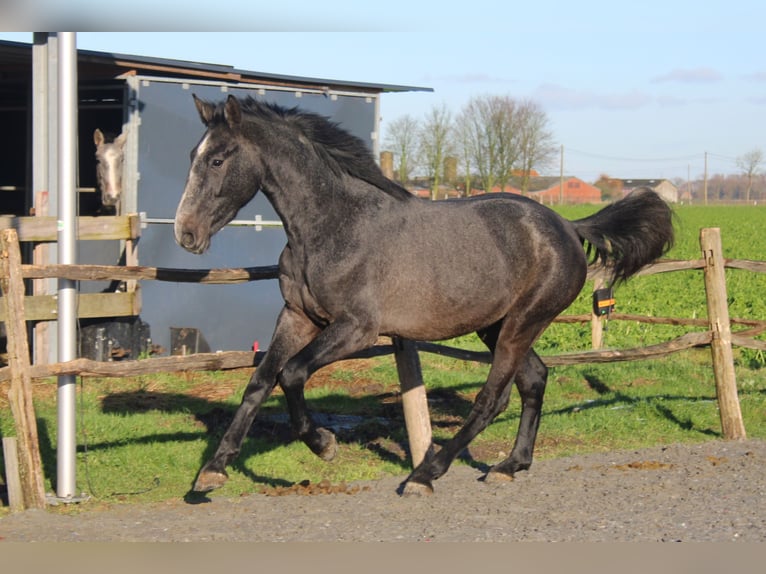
704, 151, 708, 205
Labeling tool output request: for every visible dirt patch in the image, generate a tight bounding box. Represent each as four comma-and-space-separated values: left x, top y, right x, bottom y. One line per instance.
1, 438, 764, 542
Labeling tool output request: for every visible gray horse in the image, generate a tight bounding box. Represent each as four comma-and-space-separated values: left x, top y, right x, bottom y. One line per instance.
175, 95, 674, 496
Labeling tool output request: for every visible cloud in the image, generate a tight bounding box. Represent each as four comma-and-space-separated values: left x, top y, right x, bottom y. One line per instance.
534, 83, 651, 111
651, 67, 722, 83
657, 95, 723, 107
656, 95, 687, 107
743, 71, 766, 82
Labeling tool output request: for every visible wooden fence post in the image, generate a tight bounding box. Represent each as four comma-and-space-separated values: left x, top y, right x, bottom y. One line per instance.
2, 437, 24, 512
591, 276, 605, 349
0, 228, 47, 509
392, 337, 433, 467
700, 227, 746, 440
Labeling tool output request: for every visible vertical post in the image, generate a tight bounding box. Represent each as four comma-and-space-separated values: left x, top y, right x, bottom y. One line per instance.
380, 151, 394, 180
391, 337, 433, 467
56, 31, 79, 499
700, 228, 746, 440
0, 230, 47, 509
590, 276, 604, 349
32, 34, 53, 365
2, 438, 25, 512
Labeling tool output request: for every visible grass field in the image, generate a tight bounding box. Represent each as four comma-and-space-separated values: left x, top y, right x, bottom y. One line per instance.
1, 203, 764, 507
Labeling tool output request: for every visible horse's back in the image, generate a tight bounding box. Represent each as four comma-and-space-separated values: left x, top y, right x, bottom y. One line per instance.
372, 194, 588, 340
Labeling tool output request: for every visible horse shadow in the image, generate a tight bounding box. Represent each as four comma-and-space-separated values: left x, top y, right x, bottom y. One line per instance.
96, 385, 478, 500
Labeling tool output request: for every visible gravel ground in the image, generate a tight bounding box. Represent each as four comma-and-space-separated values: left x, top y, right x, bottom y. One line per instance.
1, 438, 764, 542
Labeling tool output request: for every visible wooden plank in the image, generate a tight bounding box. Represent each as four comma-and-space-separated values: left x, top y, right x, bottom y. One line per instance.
0, 351, 262, 382
2, 437, 24, 512
413, 330, 713, 367
0, 330, 720, 385
731, 334, 766, 351
0, 214, 141, 242
0, 229, 47, 509
700, 227, 747, 440
0, 291, 140, 322
725, 259, 766, 273
19, 263, 280, 284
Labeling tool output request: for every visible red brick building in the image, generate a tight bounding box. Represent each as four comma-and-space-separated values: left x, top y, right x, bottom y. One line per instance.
512, 176, 602, 204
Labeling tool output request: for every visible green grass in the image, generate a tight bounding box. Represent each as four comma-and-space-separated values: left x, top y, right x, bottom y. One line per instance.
1, 203, 765, 511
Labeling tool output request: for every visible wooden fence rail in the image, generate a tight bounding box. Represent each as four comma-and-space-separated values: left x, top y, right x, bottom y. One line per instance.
2, 226, 765, 510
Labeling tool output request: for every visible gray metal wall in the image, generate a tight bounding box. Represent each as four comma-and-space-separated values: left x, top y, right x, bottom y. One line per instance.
130, 79, 379, 353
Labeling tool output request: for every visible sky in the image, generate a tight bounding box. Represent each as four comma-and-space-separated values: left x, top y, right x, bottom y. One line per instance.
2, 0, 765, 182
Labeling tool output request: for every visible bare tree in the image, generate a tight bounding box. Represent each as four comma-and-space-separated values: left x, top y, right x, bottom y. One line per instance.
418, 103, 453, 200
736, 148, 764, 203
382, 114, 420, 185
459, 97, 489, 193
454, 109, 476, 197
515, 99, 557, 194
492, 96, 522, 194
460, 96, 521, 191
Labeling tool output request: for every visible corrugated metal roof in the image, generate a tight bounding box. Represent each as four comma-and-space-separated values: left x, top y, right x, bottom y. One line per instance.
1, 38, 433, 95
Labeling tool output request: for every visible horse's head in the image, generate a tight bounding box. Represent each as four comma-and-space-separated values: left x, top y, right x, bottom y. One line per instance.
94, 128, 126, 207
175, 94, 260, 255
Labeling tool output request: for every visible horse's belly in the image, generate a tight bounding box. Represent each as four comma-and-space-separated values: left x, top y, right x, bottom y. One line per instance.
379, 295, 507, 341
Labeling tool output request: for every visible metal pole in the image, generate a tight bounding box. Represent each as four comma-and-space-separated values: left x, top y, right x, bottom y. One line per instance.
56, 32, 78, 500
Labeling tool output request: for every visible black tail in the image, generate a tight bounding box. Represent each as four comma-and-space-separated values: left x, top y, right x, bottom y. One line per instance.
572, 187, 675, 285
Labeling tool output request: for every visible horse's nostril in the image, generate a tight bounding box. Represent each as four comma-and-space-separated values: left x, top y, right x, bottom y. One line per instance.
182, 232, 196, 249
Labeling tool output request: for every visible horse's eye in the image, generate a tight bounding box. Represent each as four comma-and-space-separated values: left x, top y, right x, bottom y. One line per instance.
212, 159, 224, 167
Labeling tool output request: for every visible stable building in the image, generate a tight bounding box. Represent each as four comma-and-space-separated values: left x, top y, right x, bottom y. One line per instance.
0, 35, 430, 363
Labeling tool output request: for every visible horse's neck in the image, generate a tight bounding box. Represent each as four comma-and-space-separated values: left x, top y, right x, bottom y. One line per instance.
262, 170, 394, 245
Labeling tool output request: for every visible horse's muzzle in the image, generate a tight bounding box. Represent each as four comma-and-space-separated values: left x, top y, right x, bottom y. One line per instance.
178, 230, 208, 254
180, 232, 197, 250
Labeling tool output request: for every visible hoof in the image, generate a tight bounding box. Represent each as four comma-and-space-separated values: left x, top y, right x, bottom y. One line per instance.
484, 469, 514, 484
315, 427, 338, 461
400, 480, 434, 497
193, 470, 229, 493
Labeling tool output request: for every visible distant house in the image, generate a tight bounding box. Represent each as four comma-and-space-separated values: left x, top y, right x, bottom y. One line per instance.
408, 173, 602, 204
620, 178, 679, 203
514, 176, 602, 204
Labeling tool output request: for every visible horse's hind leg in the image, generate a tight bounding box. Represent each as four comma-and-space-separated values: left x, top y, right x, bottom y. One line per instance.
402, 321, 545, 496
486, 349, 547, 481
192, 307, 318, 493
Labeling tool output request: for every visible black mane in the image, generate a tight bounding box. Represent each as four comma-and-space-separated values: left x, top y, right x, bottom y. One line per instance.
216, 97, 413, 202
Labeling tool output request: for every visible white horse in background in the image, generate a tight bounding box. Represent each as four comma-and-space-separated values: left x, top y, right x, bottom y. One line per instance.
94, 128, 126, 210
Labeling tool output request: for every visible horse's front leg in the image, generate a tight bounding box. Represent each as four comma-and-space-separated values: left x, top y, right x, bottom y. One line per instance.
192, 307, 319, 493
278, 314, 379, 462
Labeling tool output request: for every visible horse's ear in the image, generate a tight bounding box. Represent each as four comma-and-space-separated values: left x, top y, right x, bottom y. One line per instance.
115, 132, 127, 149
224, 95, 242, 128
94, 128, 104, 146
193, 94, 215, 126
